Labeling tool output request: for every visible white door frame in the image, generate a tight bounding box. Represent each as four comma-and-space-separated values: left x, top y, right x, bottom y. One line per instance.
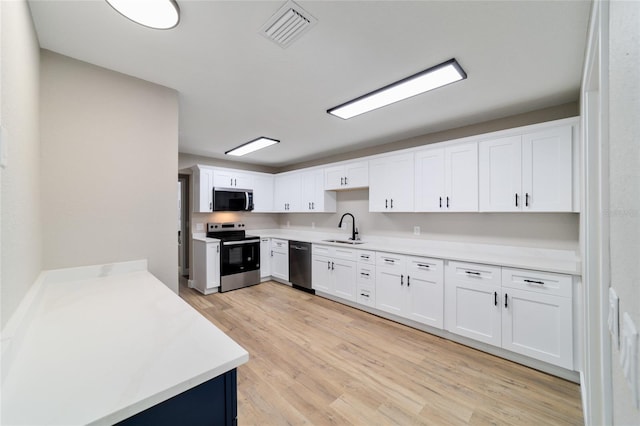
580, 0, 612, 424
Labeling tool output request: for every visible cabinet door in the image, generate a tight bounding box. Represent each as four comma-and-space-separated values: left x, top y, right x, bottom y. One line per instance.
375, 253, 406, 315
522, 126, 573, 212
415, 148, 445, 212
206, 243, 220, 289
196, 168, 214, 212
502, 288, 573, 369
252, 174, 274, 212
369, 153, 414, 212
445, 262, 502, 346
271, 245, 289, 281
406, 257, 444, 328
333, 258, 357, 301
274, 174, 301, 212
324, 165, 346, 190
312, 254, 333, 293
260, 238, 271, 278
479, 136, 522, 212
213, 170, 251, 189
345, 161, 368, 188
301, 171, 317, 211
445, 142, 478, 211
302, 169, 332, 212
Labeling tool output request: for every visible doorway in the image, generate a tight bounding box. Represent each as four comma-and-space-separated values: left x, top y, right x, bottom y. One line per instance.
178, 174, 190, 278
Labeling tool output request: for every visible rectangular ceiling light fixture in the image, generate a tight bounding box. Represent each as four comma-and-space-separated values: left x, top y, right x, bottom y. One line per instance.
327, 58, 467, 120
225, 137, 280, 157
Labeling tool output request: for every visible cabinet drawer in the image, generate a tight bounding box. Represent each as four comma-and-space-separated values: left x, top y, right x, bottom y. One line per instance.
357, 286, 375, 307
376, 252, 405, 269
312, 244, 331, 256
272, 239, 288, 251
356, 250, 376, 265
333, 246, 358, 261
357, 265, 376, 285
502, 268, 572, 298
406, 256, 443, 279
447, 261, 501, 286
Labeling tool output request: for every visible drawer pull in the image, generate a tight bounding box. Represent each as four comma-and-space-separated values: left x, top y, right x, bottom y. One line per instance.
360, 293, 369, 298
465, 271, 481, 276
384, 259, 395, 263
360, 272, 370, 277
417, 263, 431, 269
524, 279, 545, 285
360, 255, 370, 259
494, 291, 498, 306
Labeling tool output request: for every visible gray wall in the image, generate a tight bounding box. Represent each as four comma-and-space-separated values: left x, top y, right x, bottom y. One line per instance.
0, 0, 42, 329
40, 51, 179, 293
609, 1, 640, 423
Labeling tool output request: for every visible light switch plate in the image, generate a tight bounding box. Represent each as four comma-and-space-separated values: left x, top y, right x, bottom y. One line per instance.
609, 287, 620, 348
620, 312, 639, 409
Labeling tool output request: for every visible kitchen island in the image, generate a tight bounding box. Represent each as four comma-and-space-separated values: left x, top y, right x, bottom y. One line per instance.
1, 260, 248, 425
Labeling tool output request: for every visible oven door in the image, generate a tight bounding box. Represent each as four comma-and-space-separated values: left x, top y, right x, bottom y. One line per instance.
220, 239, 260, 276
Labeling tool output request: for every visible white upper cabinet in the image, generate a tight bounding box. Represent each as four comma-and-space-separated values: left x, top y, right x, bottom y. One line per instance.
301, 169, 337, 212
522, 126, 573, 211
478, 136, 522, 212
369, 153, 414, 212
415, 142, 478, 212
193, 166, 214, 212
213, 169, 252, 189
251, 173, 274, 212
325, 161, 369, 190
479, 125, 574, 212
274, 172, 302, 212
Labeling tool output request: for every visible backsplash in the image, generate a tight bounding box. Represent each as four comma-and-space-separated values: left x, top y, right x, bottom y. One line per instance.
278, 189, 579, 250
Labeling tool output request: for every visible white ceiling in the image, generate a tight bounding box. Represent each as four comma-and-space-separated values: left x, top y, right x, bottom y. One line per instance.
27, 0, 592, 167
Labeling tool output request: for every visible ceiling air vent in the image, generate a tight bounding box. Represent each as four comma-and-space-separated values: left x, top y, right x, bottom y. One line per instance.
260, 0, 317, 48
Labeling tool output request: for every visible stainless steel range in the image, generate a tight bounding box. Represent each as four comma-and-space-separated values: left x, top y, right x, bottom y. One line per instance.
207, 223, 261, 292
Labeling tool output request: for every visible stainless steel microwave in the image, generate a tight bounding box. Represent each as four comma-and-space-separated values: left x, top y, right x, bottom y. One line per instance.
212, 188, 254, 211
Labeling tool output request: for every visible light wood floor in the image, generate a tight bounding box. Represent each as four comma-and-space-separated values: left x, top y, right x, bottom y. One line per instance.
180, 280, 583, 425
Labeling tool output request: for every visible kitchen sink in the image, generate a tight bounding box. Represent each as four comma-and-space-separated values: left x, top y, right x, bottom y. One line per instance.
322, 239, 366, 245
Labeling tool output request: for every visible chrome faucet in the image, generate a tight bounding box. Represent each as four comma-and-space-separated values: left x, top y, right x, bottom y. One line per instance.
338, 213, 359, 241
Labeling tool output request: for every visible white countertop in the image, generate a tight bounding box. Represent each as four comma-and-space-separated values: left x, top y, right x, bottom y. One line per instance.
1, 260, 248, 426
253, 229, 581, 275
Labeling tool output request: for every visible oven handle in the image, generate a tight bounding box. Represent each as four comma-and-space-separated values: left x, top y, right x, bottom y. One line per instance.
223, 239, 260, 246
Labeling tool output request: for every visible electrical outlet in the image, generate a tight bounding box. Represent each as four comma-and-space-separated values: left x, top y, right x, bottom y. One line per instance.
195, 223, 204, 231
620, 312, 639, 409
609, 287, 620, 348
413, 226, 420, 235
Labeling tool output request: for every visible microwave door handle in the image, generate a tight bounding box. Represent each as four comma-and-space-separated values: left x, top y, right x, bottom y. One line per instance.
245, 192, 249, 210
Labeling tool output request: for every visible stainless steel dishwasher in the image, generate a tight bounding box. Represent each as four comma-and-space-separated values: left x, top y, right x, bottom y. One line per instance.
289, 241, 313, 293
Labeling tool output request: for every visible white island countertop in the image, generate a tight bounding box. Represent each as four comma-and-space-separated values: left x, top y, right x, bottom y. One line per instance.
1, 260, 248, 426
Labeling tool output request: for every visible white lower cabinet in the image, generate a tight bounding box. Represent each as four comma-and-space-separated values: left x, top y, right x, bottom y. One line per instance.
193, 239, 220, 295
445, 261, 573, 369
501, 268, 573, 369
375, 252, 444, 328
260, 238, 271, 279
445, 261, 502, 345
311, 244, 357, 301
271, 239, 289, 281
